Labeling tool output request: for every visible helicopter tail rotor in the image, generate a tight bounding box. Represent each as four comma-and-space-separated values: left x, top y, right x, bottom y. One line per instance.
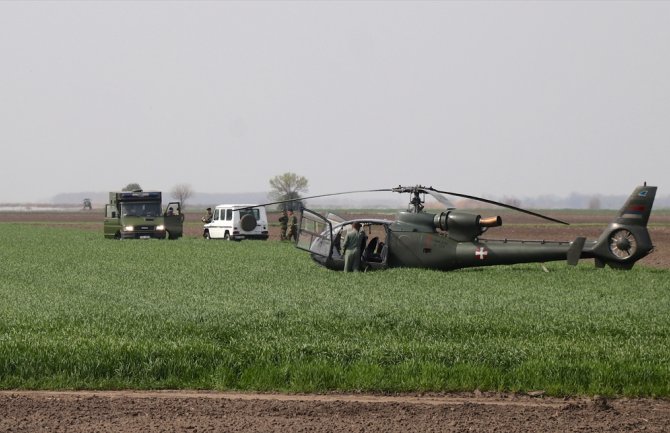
576, 185, 657, 269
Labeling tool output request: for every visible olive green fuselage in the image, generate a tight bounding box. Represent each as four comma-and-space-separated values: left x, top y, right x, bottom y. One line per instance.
385, 224, 585, 271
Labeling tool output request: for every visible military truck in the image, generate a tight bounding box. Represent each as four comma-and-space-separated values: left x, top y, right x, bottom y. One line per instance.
104, 190, 183, 239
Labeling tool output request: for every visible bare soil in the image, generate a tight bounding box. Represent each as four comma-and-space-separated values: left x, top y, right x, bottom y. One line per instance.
1, 209, 669, 431
1, 390, 669, 433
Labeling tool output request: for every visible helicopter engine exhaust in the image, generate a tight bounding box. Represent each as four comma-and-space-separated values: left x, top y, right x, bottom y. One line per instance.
479, 216, 503, 227
433, 211, 503, 241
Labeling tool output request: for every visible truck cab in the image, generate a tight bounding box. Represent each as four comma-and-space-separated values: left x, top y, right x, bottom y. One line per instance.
104, 191, 183, 239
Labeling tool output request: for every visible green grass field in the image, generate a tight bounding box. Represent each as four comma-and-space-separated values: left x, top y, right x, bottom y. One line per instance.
0, 223, 669, 397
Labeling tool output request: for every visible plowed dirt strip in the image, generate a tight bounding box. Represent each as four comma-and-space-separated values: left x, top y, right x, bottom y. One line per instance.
0, 390, 571, 407
1, 391, 669, 433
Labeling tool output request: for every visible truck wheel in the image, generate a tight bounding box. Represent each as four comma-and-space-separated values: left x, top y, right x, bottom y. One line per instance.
165, 231, 171, 240
204, 230, 211, 240
224, 231, 231, 240
114, 232, 122, 240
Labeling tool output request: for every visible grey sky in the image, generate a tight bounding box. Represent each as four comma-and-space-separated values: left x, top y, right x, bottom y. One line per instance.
1, 1, 668, 203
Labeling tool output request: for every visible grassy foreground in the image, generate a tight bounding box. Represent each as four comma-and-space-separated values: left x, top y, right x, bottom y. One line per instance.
0, 224, 669, 397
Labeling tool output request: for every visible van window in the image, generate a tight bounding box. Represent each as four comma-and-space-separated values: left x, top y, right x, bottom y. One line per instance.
240, 209, 261, 219
226, 209, 233, 220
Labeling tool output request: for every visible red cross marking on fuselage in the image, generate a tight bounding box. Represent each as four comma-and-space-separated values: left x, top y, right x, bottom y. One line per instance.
475, 247, 488, 260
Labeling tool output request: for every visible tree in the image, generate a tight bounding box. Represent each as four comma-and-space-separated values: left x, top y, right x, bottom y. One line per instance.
122, 183, 142, 192
269, 172, 309, 211
171, 183, 194, 209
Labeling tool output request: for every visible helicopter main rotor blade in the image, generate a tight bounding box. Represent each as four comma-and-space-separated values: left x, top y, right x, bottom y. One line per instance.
423, 189, 455, 209
239, 189, 393, 210
427, 187, 570, 225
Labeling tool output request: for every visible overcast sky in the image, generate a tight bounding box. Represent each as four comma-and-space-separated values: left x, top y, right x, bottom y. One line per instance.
1, 1, 668, 203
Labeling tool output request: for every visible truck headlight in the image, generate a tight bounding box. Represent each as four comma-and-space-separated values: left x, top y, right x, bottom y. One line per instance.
124, 225, 134, 232
155, 225, 165, 231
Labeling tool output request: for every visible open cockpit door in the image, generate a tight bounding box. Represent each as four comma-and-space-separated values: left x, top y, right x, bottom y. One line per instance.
297, 209, 334, 259
325, 212, 345, 225
359, 222, 390, 271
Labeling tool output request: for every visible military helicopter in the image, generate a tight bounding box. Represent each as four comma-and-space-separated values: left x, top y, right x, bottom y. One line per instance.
255, 184, 657, 272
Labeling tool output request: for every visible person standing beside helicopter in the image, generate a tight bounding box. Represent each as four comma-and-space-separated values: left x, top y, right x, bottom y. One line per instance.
342, 222, 362, 272
278, 210, 288, 241
286, 210, 298, 242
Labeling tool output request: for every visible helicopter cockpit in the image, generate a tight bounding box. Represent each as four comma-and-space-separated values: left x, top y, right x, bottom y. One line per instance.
297, 209, 392, 271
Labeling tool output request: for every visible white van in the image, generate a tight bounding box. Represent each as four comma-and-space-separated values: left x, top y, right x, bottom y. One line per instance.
203, 204, 269, 240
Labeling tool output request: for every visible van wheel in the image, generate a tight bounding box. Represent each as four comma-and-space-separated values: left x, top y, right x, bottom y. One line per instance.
114, 232, 122, 240
240, 214, 257, 231
224, 232, 230, 240
204, 230, 211, 240
165, 230, 171, 240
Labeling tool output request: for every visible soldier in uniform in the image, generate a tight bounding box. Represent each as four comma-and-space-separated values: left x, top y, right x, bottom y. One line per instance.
341, 222, 362, 272
286, 210, 298, 242
358, 224, 368, 267
278, 210, 288, 241
202, 207, 213, 223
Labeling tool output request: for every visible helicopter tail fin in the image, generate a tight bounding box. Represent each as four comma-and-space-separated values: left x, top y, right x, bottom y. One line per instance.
567, 237, 586, 266
588, 185, 657, 269
612, 184, 657, 227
